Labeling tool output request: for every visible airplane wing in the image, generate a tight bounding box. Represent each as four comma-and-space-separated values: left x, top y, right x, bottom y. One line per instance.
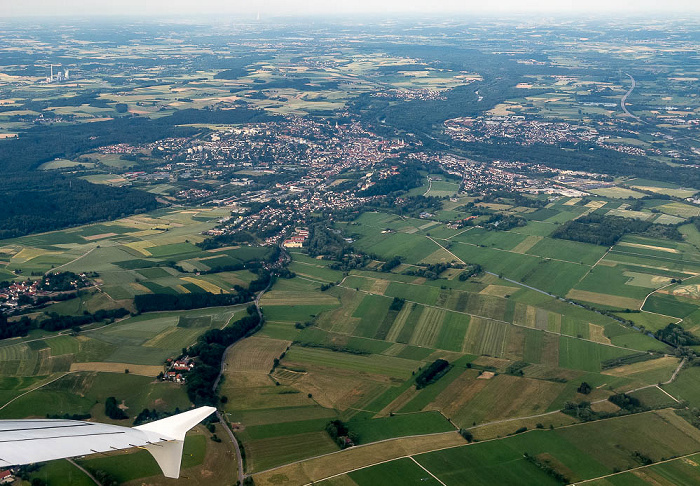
0, 406, 215, 478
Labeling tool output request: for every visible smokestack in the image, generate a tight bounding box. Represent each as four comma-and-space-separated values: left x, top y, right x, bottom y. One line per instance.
50, 64, 53, 80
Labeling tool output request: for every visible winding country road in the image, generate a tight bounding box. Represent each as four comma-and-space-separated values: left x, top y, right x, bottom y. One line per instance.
621, 73, 644, 123
212, 245, 287, 484
212, 278, 272, 485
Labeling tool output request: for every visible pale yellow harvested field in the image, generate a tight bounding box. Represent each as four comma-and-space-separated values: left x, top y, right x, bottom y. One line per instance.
566, 289, 642, 309
12, 248, 59, 263
603, 356, 679, 378
617, 242, 679, 253
381, 343, 406, 356
604, 257, 698, 276
589, 324, 612, 344
70, 362, 162, 376
124, 241, 154, 256
83, 233, 117, 241
230, 371, 278, 389
672, 284, 700, 299
206, 245, 241, 253
563, 198, 581, 206
181, 276, 226, 293
486, 103, 520, 116
369, 279, 391, 295
632, 185, 697, 198
295, 367, 389, 411
479, 285, 517, 298
585, 200, 607, 209
525, 305, 537, 328
196, 254, 228, 261
251, 432, 465, 486
591, 400, 621, 414
225, 337, 291, 373
130, 282, 152, 293
511, 235, 542, 254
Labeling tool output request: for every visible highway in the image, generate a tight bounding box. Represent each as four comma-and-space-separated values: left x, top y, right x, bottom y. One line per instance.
621, 73, 644, 123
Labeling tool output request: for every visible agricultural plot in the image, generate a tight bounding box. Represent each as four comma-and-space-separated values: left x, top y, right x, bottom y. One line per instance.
351, 231, 442, 264
252, 430, 466, 485
448, 243, 588, 296
246, 431, 340, 473
559, 336, 637, 372
409, 410, 700, 485
75, 305, 246, 366
663, 366, 700, 407
282, 347, 419, 379
0, 209, 270, 308
78, 433, 207, 483
0, 371, 190, 420
348, 457, 443, 486
443, 373, 564, 426
349, 411, 455, 444
525, 237, 606, 265
643, 293, 698, 318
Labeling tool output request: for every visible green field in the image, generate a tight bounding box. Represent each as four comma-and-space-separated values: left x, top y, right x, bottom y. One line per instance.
348, 457, 443, 486
349, 411, 455, 444
79, 434, 206, 482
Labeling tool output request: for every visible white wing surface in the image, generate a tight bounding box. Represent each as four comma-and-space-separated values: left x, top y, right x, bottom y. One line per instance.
0, 406, 215, 478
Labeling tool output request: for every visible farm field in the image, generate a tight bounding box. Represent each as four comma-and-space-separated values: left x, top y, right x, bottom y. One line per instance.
2, 18, 700, 486
260, 409, 700, 486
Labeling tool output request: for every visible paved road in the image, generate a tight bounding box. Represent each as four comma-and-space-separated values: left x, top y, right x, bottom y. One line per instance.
423, 176, 433, 196
216, 410, 244, 485
211, 246, 285, 483
67, 459, 101, 486
621, 73, 644, 123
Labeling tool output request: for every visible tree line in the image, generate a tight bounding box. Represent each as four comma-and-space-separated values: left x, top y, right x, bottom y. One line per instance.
185, 306, 261, 405
0, 307, 129, 339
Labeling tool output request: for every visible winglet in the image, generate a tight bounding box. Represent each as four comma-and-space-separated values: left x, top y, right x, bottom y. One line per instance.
135, 406, 216, 478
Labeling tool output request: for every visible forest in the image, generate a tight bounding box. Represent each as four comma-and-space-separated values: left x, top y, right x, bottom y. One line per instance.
133, 290, 254, 313
186, 308, 261, 405
552, 214, 682, 246
0, 174, 158, 239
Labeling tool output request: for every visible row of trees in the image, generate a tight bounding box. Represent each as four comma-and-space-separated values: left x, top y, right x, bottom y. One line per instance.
134, 290, 253, 313
415, 359, 450, 389
185, 306, 261, 405
655, 323, 700, 347
0, 307, 129, 339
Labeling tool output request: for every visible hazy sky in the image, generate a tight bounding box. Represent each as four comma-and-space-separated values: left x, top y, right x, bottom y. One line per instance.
3, 0, 699, 17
